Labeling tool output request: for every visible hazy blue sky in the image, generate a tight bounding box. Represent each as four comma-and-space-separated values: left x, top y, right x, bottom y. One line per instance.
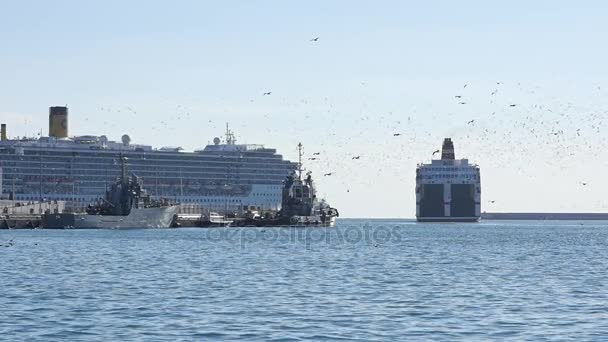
2, 1, 608, 217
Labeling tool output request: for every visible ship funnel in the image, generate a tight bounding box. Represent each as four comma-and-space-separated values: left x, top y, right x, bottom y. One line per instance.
1, 124, 6, 141
441, 138, 455, 160
49, 106, 68, 138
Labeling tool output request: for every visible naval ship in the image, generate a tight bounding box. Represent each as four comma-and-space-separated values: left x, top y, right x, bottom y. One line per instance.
75, 156, 179, 228
416, 138, 481, 222
0, 106, 297, 214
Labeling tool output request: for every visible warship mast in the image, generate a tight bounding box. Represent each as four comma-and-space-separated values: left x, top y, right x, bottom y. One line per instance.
297, 142, 303, 181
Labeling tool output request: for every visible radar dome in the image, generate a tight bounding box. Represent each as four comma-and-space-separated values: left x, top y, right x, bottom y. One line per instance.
121, 134, 131, 146
213, 137, 221, 145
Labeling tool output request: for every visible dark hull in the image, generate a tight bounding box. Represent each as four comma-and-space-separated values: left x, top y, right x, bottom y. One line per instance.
199, 221, 233, 228
1, 217, 40, 229
233, 216, 337, 227
417, 217, 480, 223
417, 183, 480, 223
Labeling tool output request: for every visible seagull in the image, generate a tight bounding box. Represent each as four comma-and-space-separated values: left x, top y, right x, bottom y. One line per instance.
491, 89, 498, 95
352, 156, 360, 160
324, 173, 333, 176
263, 92, 272, 96
509, 104, 517, 107
489, 200, 496, 204
463, 83, 468, 88
432, 149, 440, 156
308, 157, 317, 161
580, 182, 588, 186
310, 37, 320, 42
313, 152, 321, 155
459, 102, 467, 105
455, 95, 462, 98
467, 119, 475, 125
393, 133, 401, 137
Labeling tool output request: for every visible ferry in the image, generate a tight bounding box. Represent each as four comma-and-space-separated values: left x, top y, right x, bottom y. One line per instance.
416, 138, 481, 222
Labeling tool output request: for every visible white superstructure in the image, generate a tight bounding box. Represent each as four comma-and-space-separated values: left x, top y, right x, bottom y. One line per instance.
0, 107, 297, 214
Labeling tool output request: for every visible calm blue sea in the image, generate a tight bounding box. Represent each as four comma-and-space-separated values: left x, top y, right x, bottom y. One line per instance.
1, 219, 607, 341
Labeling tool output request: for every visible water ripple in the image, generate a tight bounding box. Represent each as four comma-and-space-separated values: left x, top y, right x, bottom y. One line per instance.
2, 220, 608, 340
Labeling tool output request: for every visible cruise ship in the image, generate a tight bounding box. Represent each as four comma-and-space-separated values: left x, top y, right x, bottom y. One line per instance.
0, 106, 298, 213
416, 138, 481, 222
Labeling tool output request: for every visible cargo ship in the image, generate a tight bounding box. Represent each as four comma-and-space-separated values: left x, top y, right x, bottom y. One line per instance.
416, 138, 481, 222
0, 106, 298, 214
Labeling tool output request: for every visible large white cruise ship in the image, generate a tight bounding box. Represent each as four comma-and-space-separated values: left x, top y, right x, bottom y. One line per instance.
0, 106, 297, 213
416, 138, 481, 222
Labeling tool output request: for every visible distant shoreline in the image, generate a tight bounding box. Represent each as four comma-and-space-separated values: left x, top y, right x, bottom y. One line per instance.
337, 215, 608, 221
481, 213, 608, 220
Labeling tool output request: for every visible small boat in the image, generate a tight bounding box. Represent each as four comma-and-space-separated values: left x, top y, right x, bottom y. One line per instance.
199, 212, 234, 227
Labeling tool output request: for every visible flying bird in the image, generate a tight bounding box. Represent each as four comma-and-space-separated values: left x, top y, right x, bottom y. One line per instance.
463, 84, 468, 88
393, 133, 401, 136
455, 95, 462, 99
352, 156, 361, 160
432, 149, 440, 156
467, 120, 475, 125
324, 173, 333, 176
313, 152, 321, 155
509, 104, 517, 107
459, 102, 467, 105
263, 92, 272, 96
310, 37, 320, 42
580, 182, 588, 186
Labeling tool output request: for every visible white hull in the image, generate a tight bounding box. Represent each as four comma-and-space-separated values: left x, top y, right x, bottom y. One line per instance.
73, 206, 179, 229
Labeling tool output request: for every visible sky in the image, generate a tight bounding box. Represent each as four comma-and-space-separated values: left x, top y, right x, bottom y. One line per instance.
1, 0, 608, 217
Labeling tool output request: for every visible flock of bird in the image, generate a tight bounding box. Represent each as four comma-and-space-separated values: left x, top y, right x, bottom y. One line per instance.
37, 34, 604, 212
281, 78, 607, 210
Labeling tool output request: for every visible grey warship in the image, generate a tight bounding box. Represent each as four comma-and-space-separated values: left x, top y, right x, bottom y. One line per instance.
68, 156, 178, 228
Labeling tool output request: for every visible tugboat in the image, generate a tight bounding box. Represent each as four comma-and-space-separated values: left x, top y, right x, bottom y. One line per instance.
72, 156, 179, 228
236, 143, 339, 227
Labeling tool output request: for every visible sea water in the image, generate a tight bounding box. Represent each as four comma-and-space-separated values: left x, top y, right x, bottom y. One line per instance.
1, 219, 607, 341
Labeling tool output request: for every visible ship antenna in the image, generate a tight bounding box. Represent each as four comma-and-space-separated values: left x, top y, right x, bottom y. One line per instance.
120, 154, 128, 185
298, 142, 303, 181
225, 122, 236, 145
